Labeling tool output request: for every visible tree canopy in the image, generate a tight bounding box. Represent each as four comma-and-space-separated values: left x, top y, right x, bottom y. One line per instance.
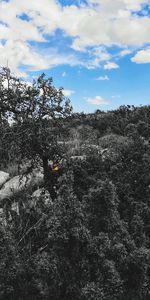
0, 70, 150, 300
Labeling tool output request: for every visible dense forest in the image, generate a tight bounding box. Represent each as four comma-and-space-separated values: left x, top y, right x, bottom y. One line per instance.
0, 68, 150, 300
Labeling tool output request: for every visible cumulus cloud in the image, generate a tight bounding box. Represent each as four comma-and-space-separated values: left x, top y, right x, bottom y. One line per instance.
0, 0, 76, 75
0, 40, 48, 76
85, 47, 112, 69
131, 48, 150, 63
96, 75, 109, 81
104, 62, 119, 70
119, 49, 132, 57
87, 95, 108, 105
89, 0, 146, 12
1, 0, 150, 74
69, 0, 150, 51
0, 40, 80, 76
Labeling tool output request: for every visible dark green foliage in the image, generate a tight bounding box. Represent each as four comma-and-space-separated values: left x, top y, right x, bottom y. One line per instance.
0, 71, 150, 299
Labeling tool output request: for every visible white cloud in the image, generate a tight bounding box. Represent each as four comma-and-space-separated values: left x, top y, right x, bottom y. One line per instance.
89, 0, 146, 12
131, 48, 150, 63
96, 75, 109, 81
68, 1, 150, 51
104, 62, 119, 70
93, 47, 111, 61
63, 89, 75, 97
0, 0, 72, 74
1, 0, 150, 74
119, 49, 132, 57
86, 47, 112, 69
87, 95, 108, 105
0, 40, 80, 76
0, 40, 48, 76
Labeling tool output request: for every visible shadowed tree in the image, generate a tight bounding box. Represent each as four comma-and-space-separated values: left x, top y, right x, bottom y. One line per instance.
0, 68, 72, 198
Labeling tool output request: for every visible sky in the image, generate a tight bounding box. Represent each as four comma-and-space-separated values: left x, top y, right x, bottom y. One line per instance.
0, 0, 150, 112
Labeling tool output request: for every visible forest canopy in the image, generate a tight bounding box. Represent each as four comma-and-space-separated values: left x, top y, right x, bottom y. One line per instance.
0, 69, 150, 300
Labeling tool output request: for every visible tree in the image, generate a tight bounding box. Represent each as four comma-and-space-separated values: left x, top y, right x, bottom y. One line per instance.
0, 68, 72, 198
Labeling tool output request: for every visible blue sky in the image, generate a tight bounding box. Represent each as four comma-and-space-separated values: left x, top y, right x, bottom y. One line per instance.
0, 0, 150, 112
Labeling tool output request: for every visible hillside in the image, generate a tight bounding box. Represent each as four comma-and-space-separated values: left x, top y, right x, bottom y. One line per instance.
0, 71, 150, 300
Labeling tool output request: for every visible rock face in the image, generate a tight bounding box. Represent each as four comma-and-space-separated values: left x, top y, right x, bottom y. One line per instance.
0, 169, 43, 203
0, 171, 10, 188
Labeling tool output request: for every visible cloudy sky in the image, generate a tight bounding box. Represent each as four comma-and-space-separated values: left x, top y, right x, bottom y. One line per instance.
1, 0, 150, 112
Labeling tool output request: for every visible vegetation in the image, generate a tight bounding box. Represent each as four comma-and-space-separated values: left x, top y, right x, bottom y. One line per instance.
0, 69, 150, 299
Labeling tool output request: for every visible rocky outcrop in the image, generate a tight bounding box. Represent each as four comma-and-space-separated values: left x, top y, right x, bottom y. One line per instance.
0, 171, 10, 188
0, 169, 43, 203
